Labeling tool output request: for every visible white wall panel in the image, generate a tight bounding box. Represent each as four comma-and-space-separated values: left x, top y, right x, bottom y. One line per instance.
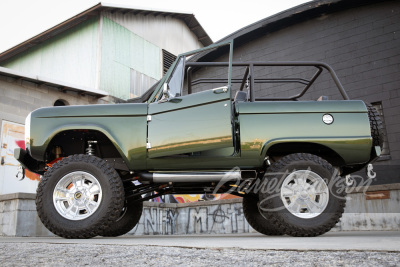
103, 12, 203, 56
100, 17, 160, 99
2, 18, 99, 90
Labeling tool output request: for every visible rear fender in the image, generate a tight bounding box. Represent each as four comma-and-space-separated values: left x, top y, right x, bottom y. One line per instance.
262, 137, 372, 165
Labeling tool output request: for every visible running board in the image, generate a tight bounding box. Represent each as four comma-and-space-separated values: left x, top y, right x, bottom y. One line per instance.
139, 171, 241, 183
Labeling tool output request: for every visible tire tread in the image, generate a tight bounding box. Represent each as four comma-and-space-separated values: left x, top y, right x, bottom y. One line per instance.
36, 155, 124, 239
260, 153, 346, 237
243, 194, 283, 236
366, 103, 384, 148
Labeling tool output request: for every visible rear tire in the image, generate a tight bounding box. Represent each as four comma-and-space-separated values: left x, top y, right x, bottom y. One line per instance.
101, 183, 143, 237
36, 155, 125, 239
259, 153, 346, 237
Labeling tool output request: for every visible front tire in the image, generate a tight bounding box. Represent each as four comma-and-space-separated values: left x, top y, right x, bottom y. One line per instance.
259, 153, 346, 237
36, 155, 125, 238
243, 194, 283, 236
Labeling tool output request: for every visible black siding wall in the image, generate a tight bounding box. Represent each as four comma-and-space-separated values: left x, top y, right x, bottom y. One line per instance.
230, 1, 399, 184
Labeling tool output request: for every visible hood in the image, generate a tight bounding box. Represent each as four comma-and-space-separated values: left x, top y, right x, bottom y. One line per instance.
31, 103, 148, 118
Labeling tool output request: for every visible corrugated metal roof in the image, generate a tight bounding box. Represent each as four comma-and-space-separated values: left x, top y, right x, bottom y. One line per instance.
0, 2, 212, 64
0, 66, 108, 97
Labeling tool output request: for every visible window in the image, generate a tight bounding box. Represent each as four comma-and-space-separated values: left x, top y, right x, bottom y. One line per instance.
167, 57, 185, 98
54, 99, 69, 106
162, 49, 177, 75
150, 41, 234, 103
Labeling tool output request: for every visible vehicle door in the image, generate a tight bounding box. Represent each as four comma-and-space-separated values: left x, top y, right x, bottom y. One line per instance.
147, 42, 234, 159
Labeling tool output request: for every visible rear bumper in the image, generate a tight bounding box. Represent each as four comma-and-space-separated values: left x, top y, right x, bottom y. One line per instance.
341, 146, 381, 176
14, 148, 41, 174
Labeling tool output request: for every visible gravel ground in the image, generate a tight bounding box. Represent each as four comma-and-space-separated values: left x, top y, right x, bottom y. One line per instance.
0, 243, 399, 267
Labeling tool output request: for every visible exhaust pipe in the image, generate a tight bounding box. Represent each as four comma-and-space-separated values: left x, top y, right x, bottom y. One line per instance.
139, 171, 241, 183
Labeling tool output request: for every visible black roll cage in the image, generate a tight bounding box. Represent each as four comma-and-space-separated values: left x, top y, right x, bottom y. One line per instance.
185, 61, 350, 101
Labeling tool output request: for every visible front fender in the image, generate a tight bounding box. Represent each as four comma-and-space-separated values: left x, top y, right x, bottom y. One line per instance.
29, 117, 147, 170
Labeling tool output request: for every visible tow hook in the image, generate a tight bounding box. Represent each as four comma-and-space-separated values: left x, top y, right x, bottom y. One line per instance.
345, 175, 354, 186
16, 165, 25, 181
366, 163, 377, 179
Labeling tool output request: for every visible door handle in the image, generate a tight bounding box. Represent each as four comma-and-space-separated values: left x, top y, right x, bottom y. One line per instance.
213, 86, 228, 94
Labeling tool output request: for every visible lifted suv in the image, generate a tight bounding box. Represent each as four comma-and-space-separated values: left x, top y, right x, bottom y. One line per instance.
15, 41, 383, 238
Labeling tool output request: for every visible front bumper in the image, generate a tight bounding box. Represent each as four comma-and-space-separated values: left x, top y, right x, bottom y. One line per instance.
14, 148, 41, 174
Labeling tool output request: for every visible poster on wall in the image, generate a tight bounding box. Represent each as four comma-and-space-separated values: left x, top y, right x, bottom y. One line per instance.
0, 120, 40, 195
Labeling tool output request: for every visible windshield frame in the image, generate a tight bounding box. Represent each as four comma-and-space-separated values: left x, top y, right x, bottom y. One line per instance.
147, 40, 234, 103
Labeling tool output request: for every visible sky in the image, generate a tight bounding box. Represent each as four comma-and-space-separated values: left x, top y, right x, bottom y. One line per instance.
0, 0, 310, 53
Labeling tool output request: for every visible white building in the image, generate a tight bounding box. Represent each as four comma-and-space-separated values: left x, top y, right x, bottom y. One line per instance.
0, 2, 211, 100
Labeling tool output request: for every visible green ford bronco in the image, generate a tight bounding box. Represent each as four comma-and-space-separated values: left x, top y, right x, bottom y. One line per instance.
15, 41, 383, 238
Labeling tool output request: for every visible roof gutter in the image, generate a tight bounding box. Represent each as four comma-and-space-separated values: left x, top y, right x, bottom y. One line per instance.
0, 66, 108, 97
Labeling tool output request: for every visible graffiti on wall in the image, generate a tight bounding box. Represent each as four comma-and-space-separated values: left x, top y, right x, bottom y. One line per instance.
151, 193, 240, 204
130, 202, 251, 235
0, 121, 40, 195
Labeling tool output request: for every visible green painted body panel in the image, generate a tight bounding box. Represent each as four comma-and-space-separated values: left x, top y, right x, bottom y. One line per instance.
237, 100, 367, 114
146, 154, 241, 170
148, 88, 233, 159
145, 101, 371, 170
32, 103, 147, 118
29, 104, 148, 169
27, 99, 372, 171
238, 100, 372, 166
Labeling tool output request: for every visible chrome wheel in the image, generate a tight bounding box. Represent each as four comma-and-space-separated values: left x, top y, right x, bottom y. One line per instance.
53, 171, 102, 220
280, 170, 329, 219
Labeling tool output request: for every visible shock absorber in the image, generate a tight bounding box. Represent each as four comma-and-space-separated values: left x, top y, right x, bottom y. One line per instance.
86, 140, 97, 155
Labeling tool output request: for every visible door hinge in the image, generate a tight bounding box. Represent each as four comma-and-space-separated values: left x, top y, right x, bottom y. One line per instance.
147, 115, 152, 122
146, 143, 151, 149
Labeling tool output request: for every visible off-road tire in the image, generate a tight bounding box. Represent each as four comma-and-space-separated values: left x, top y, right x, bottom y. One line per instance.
243, 194, 283, 236
259, 153, 346, 237
101, 184, 143, 237
366, 103, 384, 148
36, 154, 125, 239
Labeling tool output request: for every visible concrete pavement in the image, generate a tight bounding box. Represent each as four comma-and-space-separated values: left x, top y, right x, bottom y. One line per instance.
1, 231, 400, 252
